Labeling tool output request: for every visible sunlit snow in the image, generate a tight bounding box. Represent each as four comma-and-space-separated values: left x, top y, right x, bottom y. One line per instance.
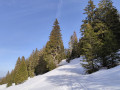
0, 57, 120, 90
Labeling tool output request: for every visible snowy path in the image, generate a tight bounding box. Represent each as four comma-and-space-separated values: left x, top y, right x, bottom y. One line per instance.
1, 57, 120, 90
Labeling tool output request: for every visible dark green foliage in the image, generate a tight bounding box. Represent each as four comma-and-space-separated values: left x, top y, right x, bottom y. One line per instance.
80, 0, 120, 73
98, 0, 120, 48
80, 0, 99, 73
70, 31, 79, 59
15, 56, 28, 85
96, 0, 119, 67
77, 38, 84, 56
35, 48, 48, 75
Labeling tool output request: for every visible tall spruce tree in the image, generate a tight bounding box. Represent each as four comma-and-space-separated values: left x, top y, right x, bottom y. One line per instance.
80, 0, 99, 73
14, 57, 21, 83
44, 19, 65, 70
15, 56, 28, 85
69, 31, 79, 59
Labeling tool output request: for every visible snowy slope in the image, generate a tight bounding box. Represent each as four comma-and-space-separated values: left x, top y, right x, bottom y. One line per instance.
0, 84, 6, 90
0, 57, 120, 90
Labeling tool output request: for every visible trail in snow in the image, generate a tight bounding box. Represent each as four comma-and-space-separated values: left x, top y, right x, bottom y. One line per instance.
0, 57, 120, 90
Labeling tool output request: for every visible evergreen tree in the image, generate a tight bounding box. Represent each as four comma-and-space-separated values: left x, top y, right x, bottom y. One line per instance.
44, 19, 65, 70
7, 74, 12, 87
98, 0, 120, 48
10, 70, 15, 84
15, 56, 28, 85
28, 52, 34, 77
80, 0, 99, 73
0, 77, 7, 85
81, 0, 95, 30
14, 57, 21, 83
64, 49, 71, 59
35, 48, 48, 75
77, 37, 84, 56
0, 71, 10, 85
14, 57, 21, 73
96, 0, 120, 67
33, 48, 39, 69
6, 71, 10, 83
81, 24, 102, 73
80, 0, 119, 72
28, 49, 39, 77
70, 31, 79, 59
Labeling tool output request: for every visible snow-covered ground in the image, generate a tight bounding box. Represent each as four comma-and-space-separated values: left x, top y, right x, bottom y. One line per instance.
0, 57, 120, 90
0, 84, 6, 90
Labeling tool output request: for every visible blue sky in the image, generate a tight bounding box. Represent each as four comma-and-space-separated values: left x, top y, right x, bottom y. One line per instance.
0, 0, 120, 77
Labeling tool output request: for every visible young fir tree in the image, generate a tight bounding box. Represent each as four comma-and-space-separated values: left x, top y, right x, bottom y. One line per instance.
0, 71, 10, 85
33, 48, 39, 69
28, 52, 34, 77
35, 48, 48, 75
81, 24, 103, 73
69, 31, 79, 59
15, 56, 28, 85
5, 71, 10, 83
7, 69, 16, 87
64, 49, 71, 59
14, 57, 21, 72
44, 19, 65, 70
7, 73, 12, 87
14, 57, 21, 83
77, 37, 84, 56
27, 48, 40, 77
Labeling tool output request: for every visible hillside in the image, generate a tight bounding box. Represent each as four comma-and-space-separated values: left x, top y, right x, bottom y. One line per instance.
0, 57, 120, 90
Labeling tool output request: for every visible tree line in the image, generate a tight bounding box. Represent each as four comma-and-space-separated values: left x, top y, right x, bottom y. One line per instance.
0, 0, 120, 87
0, 19, 65, 87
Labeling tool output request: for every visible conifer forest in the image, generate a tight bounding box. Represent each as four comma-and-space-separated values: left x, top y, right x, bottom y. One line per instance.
0, 0, 120, 89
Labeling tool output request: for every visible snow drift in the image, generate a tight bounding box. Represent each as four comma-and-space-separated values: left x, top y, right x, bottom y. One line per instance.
0, 57, 120, 90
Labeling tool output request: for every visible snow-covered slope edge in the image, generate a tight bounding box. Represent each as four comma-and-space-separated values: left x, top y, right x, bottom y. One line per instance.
0, 57, 120, 90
